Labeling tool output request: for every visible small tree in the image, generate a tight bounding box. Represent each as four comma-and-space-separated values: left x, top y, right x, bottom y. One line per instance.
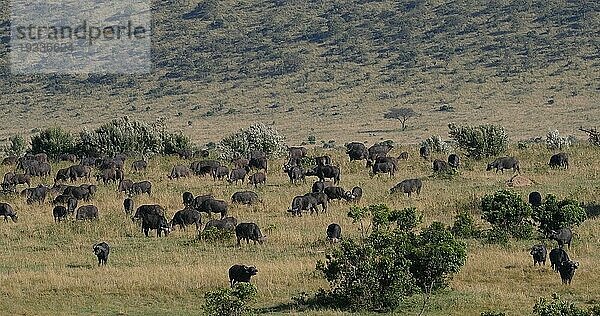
451, 211, 480, 238
217, 123, 287, 160
203, 283, 257, 316
3, 135, 27, 157
384, 107, 417, 130
30, 127, 75, 159
481, 190, 533, 239
448, 123, 508, 159
532, 194, 586, 235
533, 293, 595, 316
421, 135, 450, 153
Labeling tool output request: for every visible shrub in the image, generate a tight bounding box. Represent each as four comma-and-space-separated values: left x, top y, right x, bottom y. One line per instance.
533, 293, 594, 316
198, 227, 235, 242
481, 190, 533, 239
203, 283, 257, 316
420, 135, 450, 153
3, 135, 27, 157
451, 211, 480, 238
30, 127, 75, 159
217, 123, 287, 160
483, 228, 509, 245
315, 204, 466, 313
78, 116, 191, 157
545, 129, 572, 150
532, 194, 586, 235
481, 311, 506, 316
448, 123, 508, 159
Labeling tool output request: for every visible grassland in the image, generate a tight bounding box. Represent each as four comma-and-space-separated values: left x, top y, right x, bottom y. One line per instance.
0, 143, 599, 315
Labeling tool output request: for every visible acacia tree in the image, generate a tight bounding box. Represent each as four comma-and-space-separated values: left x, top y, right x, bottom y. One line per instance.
384, 107, 417, 130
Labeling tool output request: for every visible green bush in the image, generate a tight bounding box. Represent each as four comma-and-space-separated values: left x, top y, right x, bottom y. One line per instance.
448, 123, 508, 159
532, 194, 586, 235
421, 135, 450, 153
203, 283, 257, 316
30, 127, 75, 159
217, 123, 287, 160
481, 190, 533, 239
546, 129, 572, 150
3, 135, 27, 157
198, 227, 235, 242
483, 228, 509, 245
315, 204, 466, 313
451, 211, 480, 238
78, 116, 191, 157
533, 293, 595, 316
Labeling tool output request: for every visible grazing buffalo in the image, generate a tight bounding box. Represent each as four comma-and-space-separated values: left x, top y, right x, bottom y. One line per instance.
27, 185, 48, 204
67, 197, 78, 214
53, 205, 68, 222
289, 195, 319, 216
182, 192, 194, 207
549, 152, 569, 169
367, 144, 393, 164
68, 165, 91, 182
486, 157, 520, 174
419, 146, 430, 160
76, 205, 99, 221
228, 168, 248, 185
235, 222, 266, 246
132, 205, 166, 222
25, 162, 52, 177
448, 154, 460, 168
249, 157, 268, 172
397, 151, 409, 160
558, 261, 578, 285
315, 156, 332, 166
432, 159, 450, 173
390, 179, 422, 197
530, 244, 547, 266
132, 160, 148, 172
346, 142, 368, 161
142, 213, 171, 237
204, 217, 238, 232
118, 179, 134, 193
177, 149, 194, 159
248, 150, 266, 160
229, 264, 258, 287
372, 161, 395, 177
123, 198, 134, 214
232, 191, 260, 205
97, 167, 123, 185
93, 242, 110, 266
197, 198, 228, 219
232, 158, 250, 170
305, 192, 328, 213
170, 207, 201, 231
190, 160, 220, 177
2, 156, 18, 165
169, 165, 192, 180
324, 186, 347, 201
212, 166, 230, 181
528, 191, 542, 207
326, 223, 341, 243
248, 172, 266, 187
312, 181, 333, 193
288, 146, 307, 160
344, 186, 363, 203
131, 181, 152, 195
0, 203, 18, 222
55, 168, 71, 183
548, 228, 573, 248
4, 173, 31, 188
193, 195, 214, 209
58, 153, 77, 163
306, 165, 340, 185
549, 248, 569, 272
283, 164, 305, 184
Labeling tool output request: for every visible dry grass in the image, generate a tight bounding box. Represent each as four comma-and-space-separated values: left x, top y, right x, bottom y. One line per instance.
0, 143, 598, 315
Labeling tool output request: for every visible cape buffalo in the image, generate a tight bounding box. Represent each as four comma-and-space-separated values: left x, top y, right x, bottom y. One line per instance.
229, 264, 258, 287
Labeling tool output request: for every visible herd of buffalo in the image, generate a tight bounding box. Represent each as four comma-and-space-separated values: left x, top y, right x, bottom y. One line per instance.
0, 142, 576, 287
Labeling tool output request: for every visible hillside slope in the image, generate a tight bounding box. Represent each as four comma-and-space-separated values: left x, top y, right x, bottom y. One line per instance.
0, 0, 598, 145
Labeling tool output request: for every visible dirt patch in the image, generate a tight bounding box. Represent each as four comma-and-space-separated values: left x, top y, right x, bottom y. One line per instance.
506, 175, 534, 187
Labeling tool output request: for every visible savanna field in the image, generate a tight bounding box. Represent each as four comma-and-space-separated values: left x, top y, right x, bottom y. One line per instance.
0, 142, 599, 315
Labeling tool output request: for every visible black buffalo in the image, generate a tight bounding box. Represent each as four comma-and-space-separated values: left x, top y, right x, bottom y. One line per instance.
142, 213, 171, 237
432, 159, 450, 173
182, 192, 194, 207
528, 191, 542, 207
169, 165, 192, 180
304, 192, 328, 213
448, 154, 460, 168
228, 168, 248, 185
324, 186, 347, 201
170, 207, 201, 231
131, 181, 152, 195
390, 179, 422, 197
0, 203, 18, 222
132, 204, 165, 222
212, 166, 230, 181
232, 191, 260, 205
367, 144, 393, 164
93, 242, 110, 266
306, 165, 340, 185
372, 161, 396, 177
419, 146, 430, 160
76, 205, 99, 221
315, 155, 332, 166
548, 228, 573, 248
131, 160, 147, 172
235, 222, 266, 246
204, 217, 238, 232
118, 179, 134, 193
190, 160, 220, 177
283, 164, 305, 184
346, 142, 367, 161
549, 248, 569, 272
23, 185, 48, 204
123, 198, 134, 214
229, 264, 258, 287
289, 195, 319, 216
53, 205, 68, 222
326, 223, 341, 243
530, 244, 547, 266
248, 172, 266, 187
197, 198, 228, 219
312, 181, 333, 193
344, 186, 363, 203
249, 157, 268, 172
486, 157, 520, 174
558, 260, 579, 285
549, 152, 569, 169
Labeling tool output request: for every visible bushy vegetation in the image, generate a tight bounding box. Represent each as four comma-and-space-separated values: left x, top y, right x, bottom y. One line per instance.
203, 283, 257, 316
198, 227, 235, 242
421, 135, 451, 153
533, 294, 600, 316
78, 117, 192, 157
30, 127, 76, 159
2, 135, 27, 157
451, 210, 480, 238
546, 129, 573, 150
448, 123, 508, 159
314, 204, 466, 312
532, 194, 586, 235
481, 190, 533, 239
217, 123, 287, 160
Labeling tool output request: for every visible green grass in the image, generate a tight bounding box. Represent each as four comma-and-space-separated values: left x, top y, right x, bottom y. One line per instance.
0, 143, 598, 315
